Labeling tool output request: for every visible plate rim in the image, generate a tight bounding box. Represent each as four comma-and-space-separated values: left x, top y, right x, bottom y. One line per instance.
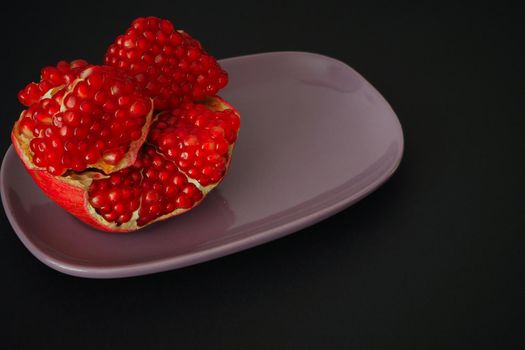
1, 51, 404, 278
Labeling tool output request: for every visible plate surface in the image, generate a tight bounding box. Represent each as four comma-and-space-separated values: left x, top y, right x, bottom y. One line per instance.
1, 52, 403, 278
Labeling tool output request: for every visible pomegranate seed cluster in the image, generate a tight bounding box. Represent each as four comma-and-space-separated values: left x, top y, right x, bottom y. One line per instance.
88, 145, 203, 226
88, 167, 142, 224
13, 16, 239, 231
136, 146, 203, 225
149, 103, 240, 186
18, 65, 152, 175
105, 16, 228, 110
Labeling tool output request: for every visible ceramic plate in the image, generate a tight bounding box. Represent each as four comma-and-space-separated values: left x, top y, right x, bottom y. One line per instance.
1, 52, 403, 278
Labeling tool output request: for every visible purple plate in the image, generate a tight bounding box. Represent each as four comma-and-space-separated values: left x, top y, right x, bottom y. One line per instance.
1, 52, 403, 278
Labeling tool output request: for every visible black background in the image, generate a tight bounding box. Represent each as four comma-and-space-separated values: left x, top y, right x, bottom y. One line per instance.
1, 1, 524, 348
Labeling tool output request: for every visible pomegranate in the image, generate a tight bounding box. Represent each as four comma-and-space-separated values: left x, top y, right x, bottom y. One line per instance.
11, 17, 239, 232
105, 16, 228, 110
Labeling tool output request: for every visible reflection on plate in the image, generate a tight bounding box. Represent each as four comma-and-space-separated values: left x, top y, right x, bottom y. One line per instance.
1, 52, 403, 278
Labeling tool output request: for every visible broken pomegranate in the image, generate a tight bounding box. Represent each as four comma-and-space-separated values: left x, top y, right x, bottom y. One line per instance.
105, 16, 228, 110
13, 63, 154, 175
11, 17, 239, 232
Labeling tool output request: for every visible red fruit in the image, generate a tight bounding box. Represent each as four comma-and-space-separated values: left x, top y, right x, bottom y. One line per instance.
13, 63, 154, 175
12, 96, 240, 232
104, 16, 228, 110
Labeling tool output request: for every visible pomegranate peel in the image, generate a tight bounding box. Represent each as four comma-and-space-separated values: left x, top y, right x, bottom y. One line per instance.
11, 132, 116, 231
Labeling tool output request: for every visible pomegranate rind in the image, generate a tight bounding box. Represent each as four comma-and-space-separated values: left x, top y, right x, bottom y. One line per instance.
12, 128, 114, 231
